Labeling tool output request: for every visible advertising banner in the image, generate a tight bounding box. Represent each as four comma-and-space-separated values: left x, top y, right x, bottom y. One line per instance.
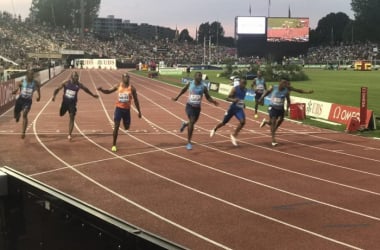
328, 104, 373, 127
290, 96, 332, 120
0, 79, 16, 115
218, 83, 233, 96
360, 87, 368, 126
74, 59, 117, 69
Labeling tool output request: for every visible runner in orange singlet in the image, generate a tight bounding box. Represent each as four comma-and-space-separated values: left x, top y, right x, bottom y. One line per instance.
97, 73, 142, 152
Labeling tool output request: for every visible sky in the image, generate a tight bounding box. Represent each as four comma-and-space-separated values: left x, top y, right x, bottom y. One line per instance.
1, 0, 354, 37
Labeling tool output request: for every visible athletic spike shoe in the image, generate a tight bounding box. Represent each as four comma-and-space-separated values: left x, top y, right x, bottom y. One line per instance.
210, 129, 216, 138
254, 114, 258, 119
260, 118, 266, 128
230, 134, 238, 146
111, 146, 117, 152
271, 142, 278, 147
186, 143, 192, 150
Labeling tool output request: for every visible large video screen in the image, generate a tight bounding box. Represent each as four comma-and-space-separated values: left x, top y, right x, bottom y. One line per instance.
267, 17, 309, 42
236, 16, 266, 35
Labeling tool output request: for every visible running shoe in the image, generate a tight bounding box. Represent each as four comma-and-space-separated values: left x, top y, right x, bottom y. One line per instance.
68, 135, 72, 141
254, 114, 259, 119
179, 121, 187, 133
260, 118, 266, 128
230, 134, 238, 146
186, 143, 192, 150
271, 142, 278, 147
111, 145, 117, 152
210, 129, 216, 138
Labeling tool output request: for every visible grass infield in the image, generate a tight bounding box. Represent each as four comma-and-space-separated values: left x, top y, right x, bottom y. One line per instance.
133, 68, 380, 137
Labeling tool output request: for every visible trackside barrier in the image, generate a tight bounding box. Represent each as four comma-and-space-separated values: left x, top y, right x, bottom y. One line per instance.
0, 79, 16, 116
289, 103, 306, 120
0, 167, 186, 250
346, 117, 361, 133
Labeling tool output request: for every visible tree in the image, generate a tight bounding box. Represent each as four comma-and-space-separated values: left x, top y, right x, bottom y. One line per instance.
178, 29, 193, 42
198, 22, 210, 44
30, 0, 100, 30
310, 12, 351, 45
351, 0, 380, 41
197, 21, 227, 45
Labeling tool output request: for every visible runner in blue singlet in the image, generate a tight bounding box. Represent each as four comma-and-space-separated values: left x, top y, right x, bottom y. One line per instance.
259, 77, 313, 146
172, 72, 218, 150
252, 70, 267, 118
12, 70, 41, 139
210, 78, 247, 146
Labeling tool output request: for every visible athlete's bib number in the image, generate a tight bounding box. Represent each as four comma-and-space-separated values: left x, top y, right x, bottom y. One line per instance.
119, 93, 129, 103
256, 85, 264, 93
272, 97, 284, 106
189, 94, 201, 104
21, 88, 33, 98
236, 100, 245, 108
65, 89, 76, 99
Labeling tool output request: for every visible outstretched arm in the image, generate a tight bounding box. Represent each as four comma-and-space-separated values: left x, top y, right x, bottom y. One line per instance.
172, 83, 190, 101
79, 83, 98, 98
204, 86, 218, 106
131, 86, 142, 118
258, 86, 274, 102
97, 84, 118, 94
35, 81, 41, 102
289, 86, 313, 94
52, 82, 65, 101
12, 81, 21, 95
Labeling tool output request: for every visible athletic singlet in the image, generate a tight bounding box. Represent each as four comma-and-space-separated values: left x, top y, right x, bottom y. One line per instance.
116, 83, 132, 109
254, 78, 265, 93
63, 80, 80, 102
232, 86, 247, 109
20, 79, 35, 99
270, 87, 289, 109
187, 81, 204, 107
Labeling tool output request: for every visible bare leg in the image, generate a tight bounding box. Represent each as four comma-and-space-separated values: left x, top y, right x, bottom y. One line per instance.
213, 122, 225, 132
233, 119, 245, 137
68, 113, 75, 140
187, 120, 195, 144
21, 109, 29, 139
113, 121, 121, 146
270, 117, 278, 144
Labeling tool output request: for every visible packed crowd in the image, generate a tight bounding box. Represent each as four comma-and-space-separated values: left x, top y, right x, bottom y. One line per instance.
305, 42, 380, 65
1, 10, 380, 79
0, 11, 236, 74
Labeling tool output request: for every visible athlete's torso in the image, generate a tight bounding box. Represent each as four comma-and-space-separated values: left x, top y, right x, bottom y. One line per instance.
270, 87, 289, 109
187, 81, 204, 107
20, 79, 35, 99
254, 78, 265, 93
232, 86, 247, 109
116, 83, 132, 109
63, 80, 80, 102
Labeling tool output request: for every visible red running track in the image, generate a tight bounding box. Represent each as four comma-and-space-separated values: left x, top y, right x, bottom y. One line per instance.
1, 69, 380, 249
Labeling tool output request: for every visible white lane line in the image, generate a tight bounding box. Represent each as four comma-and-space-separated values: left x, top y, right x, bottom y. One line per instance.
123, 90, 380, 220
134, 76, 380, 177
90, 71, 370, 249
137, 73, 380, 152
